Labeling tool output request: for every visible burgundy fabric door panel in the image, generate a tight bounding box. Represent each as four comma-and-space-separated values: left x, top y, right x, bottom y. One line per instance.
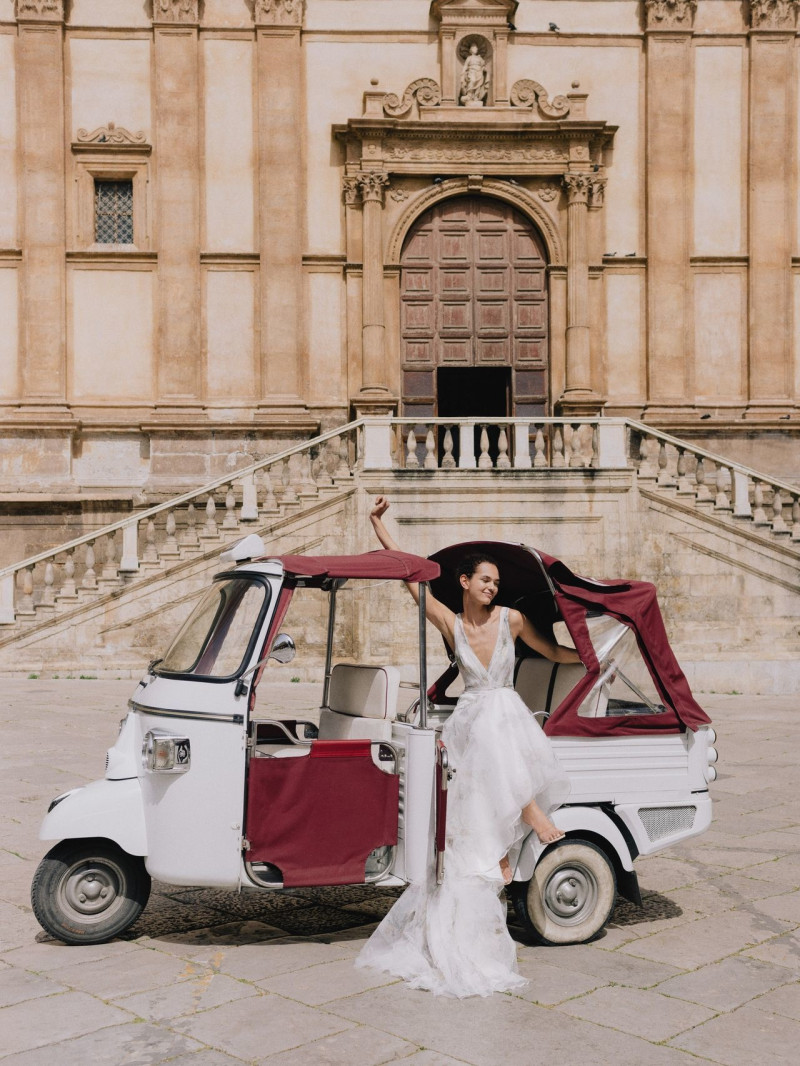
246, 741, 399, 887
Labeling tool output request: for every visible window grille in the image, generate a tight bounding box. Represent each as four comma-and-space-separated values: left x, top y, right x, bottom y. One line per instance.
94, 180, 134, 244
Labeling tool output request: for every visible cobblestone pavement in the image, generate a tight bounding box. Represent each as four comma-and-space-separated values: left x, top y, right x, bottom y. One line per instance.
1, 680, 798, 1065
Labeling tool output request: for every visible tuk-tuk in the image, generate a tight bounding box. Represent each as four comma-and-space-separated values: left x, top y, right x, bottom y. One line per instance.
31, 535, 717, 947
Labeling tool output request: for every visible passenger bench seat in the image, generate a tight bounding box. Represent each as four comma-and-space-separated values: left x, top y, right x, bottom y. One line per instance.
318, 664, 401, 741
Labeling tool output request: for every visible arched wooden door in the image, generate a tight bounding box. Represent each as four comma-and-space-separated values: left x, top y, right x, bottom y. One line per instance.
399, 196, 549, 421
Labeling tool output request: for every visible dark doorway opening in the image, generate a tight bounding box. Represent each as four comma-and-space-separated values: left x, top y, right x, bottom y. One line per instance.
436, 367, 511, 465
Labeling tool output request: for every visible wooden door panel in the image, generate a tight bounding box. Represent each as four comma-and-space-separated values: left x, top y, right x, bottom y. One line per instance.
400, 196, 549, 412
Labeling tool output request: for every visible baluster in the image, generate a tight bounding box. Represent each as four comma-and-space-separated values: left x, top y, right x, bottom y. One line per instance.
142, 519, 158, 563
533, 427, 547, 468
82, 543, 97, 589
19, 566, 35, 614
60, 550, 77, 598
313, 446, 333, 487
441, 426, 456, 469
771, 488, 789, 534
694, 458, 712, 503
101, 531, 119, 579
676, 449, 694, 495
563, 425, 573, 467
280, 459, 298, 504
637, 436, 658, 479
204, 494, 218, 536
552, 427, 565, 468
478, 425, 492, 469
162, 511, 180, 555
223, 485, 239, 528
589, 423, 599, 468
569, 424, 585, 468
497, 425, 511, 469
297, 451, 318, 496
423, 428, 437, 469
183, 503, 200, 546
752, 480, 769, 525
657, 441, 675, 487
405, 428, 419, 469
41, 562, 56, 607
714, 466, 732, 511
335, 435, 352, 478
260, 467, 279, 512
791, 496, 800, 541
513, 423, 532, 469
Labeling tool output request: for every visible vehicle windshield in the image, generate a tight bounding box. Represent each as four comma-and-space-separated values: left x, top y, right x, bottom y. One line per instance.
157, 578, 268, 678
576, 614, 666, 718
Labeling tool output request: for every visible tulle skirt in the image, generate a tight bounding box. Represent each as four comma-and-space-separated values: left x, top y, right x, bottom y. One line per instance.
356, 685, 570, 998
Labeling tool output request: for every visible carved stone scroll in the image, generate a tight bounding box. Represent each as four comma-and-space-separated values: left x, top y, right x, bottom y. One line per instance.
644, 0, 697, 28
383, 79, 442, 118
749, 0, 799, 28
152, 0, 199, 24
75, 123, 148, 147
254, 0, 305, 27
510, 80, 570, 120
15, 0, 64, 17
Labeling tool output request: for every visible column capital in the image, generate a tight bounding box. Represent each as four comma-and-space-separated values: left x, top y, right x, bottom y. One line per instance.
644, 0, 697, 31
14, 0, 65, 21
748, 0, 799, 30
563, 172, 593, 206
254, 0, 305, 27
588, 176, 607, 209
152, 0, 199, 27
357, 170, 390, 205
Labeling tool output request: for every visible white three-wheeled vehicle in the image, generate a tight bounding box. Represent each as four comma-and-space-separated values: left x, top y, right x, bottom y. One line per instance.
32, 537, 718, 946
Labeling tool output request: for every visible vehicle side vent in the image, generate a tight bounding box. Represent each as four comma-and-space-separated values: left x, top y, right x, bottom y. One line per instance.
638, 805, 696, 842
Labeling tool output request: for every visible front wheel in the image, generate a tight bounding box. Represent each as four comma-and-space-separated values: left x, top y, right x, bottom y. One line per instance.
510, 838, 616, 945
31, 838, 151, 945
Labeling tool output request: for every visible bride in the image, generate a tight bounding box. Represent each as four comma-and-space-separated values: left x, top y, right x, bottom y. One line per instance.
356, 496, 582, 998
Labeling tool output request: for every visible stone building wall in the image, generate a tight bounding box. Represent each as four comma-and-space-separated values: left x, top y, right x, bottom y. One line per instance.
1, 0, 799, 565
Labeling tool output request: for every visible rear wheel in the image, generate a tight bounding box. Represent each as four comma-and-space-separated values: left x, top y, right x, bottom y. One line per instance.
511, 839, 616, 945
31, 838, 150, 945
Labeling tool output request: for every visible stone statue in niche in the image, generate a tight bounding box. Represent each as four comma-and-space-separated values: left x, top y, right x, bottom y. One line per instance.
459, 44, 489, 107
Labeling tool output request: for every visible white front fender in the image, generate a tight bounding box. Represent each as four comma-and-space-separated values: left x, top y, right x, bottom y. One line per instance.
513, 805, 635, 883
39, 778, 147, 856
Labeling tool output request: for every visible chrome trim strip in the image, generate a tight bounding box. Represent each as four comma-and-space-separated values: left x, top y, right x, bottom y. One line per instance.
130, 701, 243, 725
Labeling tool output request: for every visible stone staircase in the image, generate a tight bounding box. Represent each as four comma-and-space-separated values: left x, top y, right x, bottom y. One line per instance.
1, 416, 798, 690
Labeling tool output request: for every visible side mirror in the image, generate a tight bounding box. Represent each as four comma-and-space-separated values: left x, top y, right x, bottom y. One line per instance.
269, 633, 296, 665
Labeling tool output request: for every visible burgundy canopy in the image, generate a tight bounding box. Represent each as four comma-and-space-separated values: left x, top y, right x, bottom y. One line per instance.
262, 549, 440, 585
428, 541, 710, 737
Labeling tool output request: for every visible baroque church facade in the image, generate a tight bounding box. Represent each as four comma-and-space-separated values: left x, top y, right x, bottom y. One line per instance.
1, 0, 799, 559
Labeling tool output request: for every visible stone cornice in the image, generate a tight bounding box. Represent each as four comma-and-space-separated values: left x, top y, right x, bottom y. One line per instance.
431, 0, 518, 29
14, 0, 64, 21
644, 0, 697, 31
152, 0, 199, 27
254, 0, 304, 28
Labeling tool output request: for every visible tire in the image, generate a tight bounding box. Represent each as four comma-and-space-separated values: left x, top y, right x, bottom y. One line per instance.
31, 838, 151, 945
510, 838, 616, 946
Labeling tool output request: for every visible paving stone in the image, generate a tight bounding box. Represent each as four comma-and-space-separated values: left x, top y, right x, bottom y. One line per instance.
556, 984, 717, 1042
750, 889, 800, 925
115, 972, 259, 1021
142, 1053, 245, 1066
256, 1023, 414, 1065
0, 967, 68, 1007
748, 981, 800, 1021
385, 1055, 470, 1066
618, 909, 790, 969
0, 1022, 204, 1065
0, 936, 139, 973
635, 855, 721, 893
257, 956, 400, 1005
539, 943, 683, 988
172, 991, 354, 1060
213, 934, 371, 982
671, 1004, 800, 1064
142, 919, 288, 948
708, 871, 799, 903
743, 931, 800, 968
327, 983, 701, 1066
654, 955, 796, 1011
513, 956, 607, 1005
46, 944, 200, 998
0, 990, 132, 1057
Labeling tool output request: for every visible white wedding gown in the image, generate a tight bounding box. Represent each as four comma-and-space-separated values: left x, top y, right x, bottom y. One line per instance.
356, 607, 571, 997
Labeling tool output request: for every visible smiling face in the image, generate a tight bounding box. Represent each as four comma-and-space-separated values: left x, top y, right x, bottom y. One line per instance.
459, 560, 500, 607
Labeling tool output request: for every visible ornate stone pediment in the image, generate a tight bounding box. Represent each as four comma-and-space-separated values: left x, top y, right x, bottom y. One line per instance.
644, 0, 697, 29
431, 0, 518, 27
749, 0, 799, 28
15, 0, 64, 19
73, 123, 150, 151
152, 0, 199, 25
254, 0, 304, 26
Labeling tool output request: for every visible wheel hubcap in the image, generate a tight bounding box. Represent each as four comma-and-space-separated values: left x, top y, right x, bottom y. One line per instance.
543, 863, 598, 926
61, 861, 122, 920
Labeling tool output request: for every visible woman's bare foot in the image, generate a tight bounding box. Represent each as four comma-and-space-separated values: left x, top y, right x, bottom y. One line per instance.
499, 855, 513, 885
522, 800, 565, 845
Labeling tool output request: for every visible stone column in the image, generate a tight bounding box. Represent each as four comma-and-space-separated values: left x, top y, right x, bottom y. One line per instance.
746, 0, 797, 415
255, 0, 306, 413
16, 0, 67, 408
357, 170, 392, 405
644, 0, 695, 413
559, 172, 602, 414
152, 0, 202, 405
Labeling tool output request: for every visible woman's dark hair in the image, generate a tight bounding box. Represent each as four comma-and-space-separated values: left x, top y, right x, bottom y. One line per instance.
455, 553, 500, 581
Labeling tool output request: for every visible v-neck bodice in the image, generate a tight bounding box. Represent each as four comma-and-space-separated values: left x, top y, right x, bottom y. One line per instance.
454, 607, 514, 691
